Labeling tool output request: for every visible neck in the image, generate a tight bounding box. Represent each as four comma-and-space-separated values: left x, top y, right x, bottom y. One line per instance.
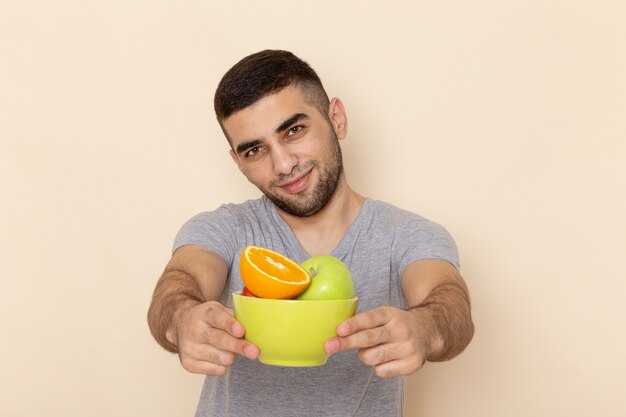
275, 175, 365, 256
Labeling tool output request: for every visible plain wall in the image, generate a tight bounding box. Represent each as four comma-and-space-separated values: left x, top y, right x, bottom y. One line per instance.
1, 1, 625, 416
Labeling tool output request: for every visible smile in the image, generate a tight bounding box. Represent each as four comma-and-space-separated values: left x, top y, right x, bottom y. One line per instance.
278, 169, 313, 194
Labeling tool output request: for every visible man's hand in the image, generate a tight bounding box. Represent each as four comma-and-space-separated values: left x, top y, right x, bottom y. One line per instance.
176, 301, 260, 376
323, 306, 435, 378
323, 259, 474, 377
148, 245, 261, 375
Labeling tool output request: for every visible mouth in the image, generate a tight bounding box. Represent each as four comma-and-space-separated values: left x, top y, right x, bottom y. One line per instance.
277, 168, 313, 194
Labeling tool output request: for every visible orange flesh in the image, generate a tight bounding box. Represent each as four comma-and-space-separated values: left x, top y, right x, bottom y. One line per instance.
249, 251, 304, 283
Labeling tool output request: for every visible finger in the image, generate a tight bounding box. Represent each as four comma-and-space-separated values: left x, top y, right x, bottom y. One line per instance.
357, 344, 400, 367
335, 308, 391, 337
199, 326, 260, 360
179, 355, 230, 376
185, 342, 238, 366
357, 332, 424, 366
201, 303, 245, 338
373, 356, 425, 378
325, 324, 393, 353
181, 332, 259, 365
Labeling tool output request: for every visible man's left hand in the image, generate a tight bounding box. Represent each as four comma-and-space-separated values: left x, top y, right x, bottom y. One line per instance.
324, 306, 434, 378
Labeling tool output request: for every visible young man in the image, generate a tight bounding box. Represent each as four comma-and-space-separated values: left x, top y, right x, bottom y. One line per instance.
148, 50, 474, 417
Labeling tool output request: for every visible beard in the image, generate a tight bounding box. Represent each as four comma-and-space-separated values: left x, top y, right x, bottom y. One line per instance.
261, 133, 344, 217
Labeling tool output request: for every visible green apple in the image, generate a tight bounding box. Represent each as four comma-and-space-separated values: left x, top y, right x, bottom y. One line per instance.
296, 255, 354, 300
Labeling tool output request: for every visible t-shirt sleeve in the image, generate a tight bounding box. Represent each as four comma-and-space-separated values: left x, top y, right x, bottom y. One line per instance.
394, 217, 460, 275
172, 206, 240, 266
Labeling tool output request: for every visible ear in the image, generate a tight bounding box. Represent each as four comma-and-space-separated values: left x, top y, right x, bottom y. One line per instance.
229, 149, 244, 171
328, 97, 348, 140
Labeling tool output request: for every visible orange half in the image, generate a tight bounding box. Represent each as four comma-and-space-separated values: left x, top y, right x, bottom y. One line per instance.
239, 246, 310, 299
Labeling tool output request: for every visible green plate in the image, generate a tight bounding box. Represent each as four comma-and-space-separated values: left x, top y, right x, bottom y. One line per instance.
232, 293, 358, 366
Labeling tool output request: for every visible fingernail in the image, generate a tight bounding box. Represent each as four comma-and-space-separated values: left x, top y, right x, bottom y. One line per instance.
243, 345, 258, 359
326, 339, 339, 353
337, 323, 349, 336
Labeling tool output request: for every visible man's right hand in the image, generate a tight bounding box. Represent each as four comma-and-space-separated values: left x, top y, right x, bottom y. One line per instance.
176, 300, 260, 376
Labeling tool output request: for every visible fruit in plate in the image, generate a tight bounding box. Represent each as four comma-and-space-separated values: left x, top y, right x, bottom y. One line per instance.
239, 246, 311, 299
241, 287, 257, 297
296, 255, 354, 300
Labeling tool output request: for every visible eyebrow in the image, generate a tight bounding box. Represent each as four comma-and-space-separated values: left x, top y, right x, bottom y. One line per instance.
235, 139, 262, 156
235, 113, 310, 156
275, 113, 309, 134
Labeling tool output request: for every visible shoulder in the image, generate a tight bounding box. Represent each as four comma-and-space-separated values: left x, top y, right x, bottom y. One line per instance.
172, 197, 268, 260
365, 199, 443, 231
184, 197, 267, 225
173, 197, 266, 243
365, 199, 460, 268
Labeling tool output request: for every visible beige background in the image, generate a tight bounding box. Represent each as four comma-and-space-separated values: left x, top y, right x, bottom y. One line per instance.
2, 1, 625, 416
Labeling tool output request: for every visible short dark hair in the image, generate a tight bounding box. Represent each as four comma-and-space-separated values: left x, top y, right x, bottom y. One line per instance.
214, 50, 330, 122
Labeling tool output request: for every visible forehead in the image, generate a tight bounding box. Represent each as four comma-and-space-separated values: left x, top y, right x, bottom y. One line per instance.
221, 86, 320, 144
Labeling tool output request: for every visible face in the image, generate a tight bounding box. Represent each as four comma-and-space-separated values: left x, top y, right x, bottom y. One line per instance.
222, 86, 346, 217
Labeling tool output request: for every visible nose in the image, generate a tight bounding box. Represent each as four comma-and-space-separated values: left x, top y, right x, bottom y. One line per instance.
271, 144, 298, 176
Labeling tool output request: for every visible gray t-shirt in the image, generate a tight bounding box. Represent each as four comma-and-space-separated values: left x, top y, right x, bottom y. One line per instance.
173, 196, 459, 417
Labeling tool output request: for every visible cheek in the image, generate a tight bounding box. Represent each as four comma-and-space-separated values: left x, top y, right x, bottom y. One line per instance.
240, 163, 272, 186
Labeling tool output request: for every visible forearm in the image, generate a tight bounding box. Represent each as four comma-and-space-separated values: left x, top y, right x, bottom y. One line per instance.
409, 282, 474, 362
147, 270, 204, 353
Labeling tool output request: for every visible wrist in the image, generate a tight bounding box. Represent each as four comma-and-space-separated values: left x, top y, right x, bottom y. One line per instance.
408, 304, 445, 361
167, 298, 202, 350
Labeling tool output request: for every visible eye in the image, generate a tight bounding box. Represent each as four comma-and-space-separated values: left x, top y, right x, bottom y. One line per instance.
245, 146, 265, 159
286, 125, 304, 137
